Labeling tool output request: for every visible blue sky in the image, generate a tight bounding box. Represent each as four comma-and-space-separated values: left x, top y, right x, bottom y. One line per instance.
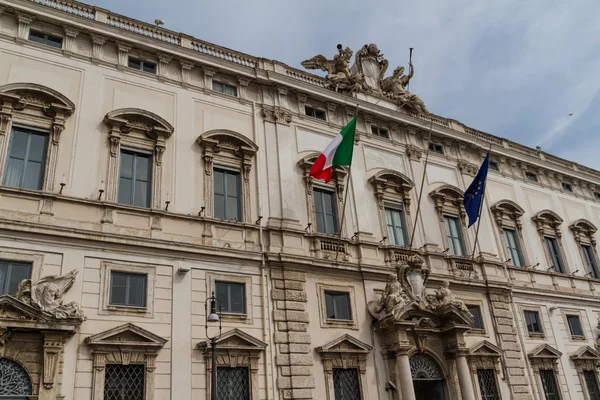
94, 0, 600, 168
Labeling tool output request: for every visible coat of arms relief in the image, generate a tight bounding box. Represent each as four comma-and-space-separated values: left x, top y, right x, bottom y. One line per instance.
301, 43, 430, 115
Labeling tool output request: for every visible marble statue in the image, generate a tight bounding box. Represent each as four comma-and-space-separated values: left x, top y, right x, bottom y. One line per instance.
367, 274, 408, 320
301, 44, 367, 93
428, 281, 470, 314
353, 43, 388, 91
16, 269, 85, 320
380, 64, 430, 115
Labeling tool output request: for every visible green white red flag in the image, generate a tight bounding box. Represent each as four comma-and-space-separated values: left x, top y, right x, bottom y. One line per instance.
309, 116, 357, 182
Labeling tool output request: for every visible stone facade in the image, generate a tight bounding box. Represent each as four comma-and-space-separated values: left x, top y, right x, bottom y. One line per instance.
0, 1, 600, 400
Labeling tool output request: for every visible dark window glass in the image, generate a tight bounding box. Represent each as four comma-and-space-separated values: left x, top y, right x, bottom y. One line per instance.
324, 291, 351, 320
444, 215, 464, 256
127, 57, 156, 74
524, 310, 542, 334
385, 207, 407, 246
584, 370, 600, 400
562, 182, 573, 192
28, 30, 63, 48
468, 305, 483, 329
371, 125, 389, 139
217, 367, 249, 400
526, 172, 538, 182
595, 192, 600, 201
314, 188, 338, 234
545, 236, 564, 273
428, 142, 444, 154
333, 368, 360, 400
109, 272, 146, 307
215, 281, 245, 314
0, 261, 31, 295
503, 228, 523, 267
477, 369, 500, 400
104, 364, 145, 400
567, 314, 584, 337
118, 150, 152, 208
212, 81, 238, 96
489, 161, 499, 171
213, 168, 241, 221
305, 106, 326, 120
3, 127, 48, 190
582, 244, 600, 279
540, 370, 560, 400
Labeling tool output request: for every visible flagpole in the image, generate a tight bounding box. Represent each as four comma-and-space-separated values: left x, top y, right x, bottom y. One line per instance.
470, 146, 492, 260
408, 121, 433, 249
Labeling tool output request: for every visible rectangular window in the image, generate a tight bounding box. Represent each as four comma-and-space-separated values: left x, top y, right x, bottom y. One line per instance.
213, 168, 241, 221
444, 215, 464, 256
28, 30, 63, 48
545, 236, 564, 273
595, 192, 600, 201
582, 244, 600, 279
567, 314, 584, 337
540, 369, 560, 400
217, 367, 250, 400
118, 150, 152, 208
524, 310, 543, 334
562, 182, 573, 192
371, 125, 390, 139
584, 370, 600, 400
215, 281, 245, 314
0, 261, 31, 295
314, 188, 338, 234
3, 127, 48, 190
127, 57, 157, 74
325, 291, 351, 320
385, 206, 407, 246
489, 161, 499, 171
213, 81, 238, 97
526, 172, 538, 182
477, 369, 500, 400
428, 142, 444, 154
104, 364, 145, 400
503, 228, 523, 267
109, 272, 146, 307
305, 105, 326, 120
468, 305, 483, 330
333, 368, 361, 400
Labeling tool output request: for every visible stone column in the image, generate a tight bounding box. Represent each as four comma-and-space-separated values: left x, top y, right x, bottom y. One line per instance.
455, 352, 476, 400
396, 351, 415, 400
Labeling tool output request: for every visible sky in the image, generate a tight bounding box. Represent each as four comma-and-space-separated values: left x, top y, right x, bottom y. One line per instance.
93, 0, 600, 169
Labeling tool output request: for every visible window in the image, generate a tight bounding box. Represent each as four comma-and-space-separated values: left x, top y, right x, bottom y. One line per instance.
540, 369, 560, 400
526, 172, 538, 182
128, 57, 157, 74
215, 281, 245, 314
444, 215, 464, 256
305, 105, 326, 120
104, 364, 145, 400
385, 206, 407, 246
3, 127, 49, 190
489, 161, 499, 171
524, 310, 543, 334
595, 192, 600, 201
28, 30, 62, 48
503, 228, 523, 267
566, 314, 584, 337
428, 142, 444, 154
582, 244, 600, 279
371, 125, 389, 139
214, 168, 241, 221
324, 291, 351, 320
118, 149, 152, 208
332, 368, 360, 400
562, 182, 573, 192
109, 272, 146, 307
314, 188, 338, 234
217, 367, 250, 400
213, 81, 238, 97
477, 369, 500, 400
0, 261, 31, 295
584, 370, 600, 400
545, 236, 565, 273
468, 305, 483, 330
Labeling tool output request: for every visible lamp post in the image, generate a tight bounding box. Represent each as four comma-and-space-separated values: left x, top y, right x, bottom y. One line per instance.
205, 291, 222, 400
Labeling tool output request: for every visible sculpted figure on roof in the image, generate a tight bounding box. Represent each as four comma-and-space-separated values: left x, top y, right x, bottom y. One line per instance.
381, 63, 430, 115
301, 44, 368, 93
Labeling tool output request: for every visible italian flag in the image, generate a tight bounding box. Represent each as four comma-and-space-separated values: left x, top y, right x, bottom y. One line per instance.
309, 116, 357, 183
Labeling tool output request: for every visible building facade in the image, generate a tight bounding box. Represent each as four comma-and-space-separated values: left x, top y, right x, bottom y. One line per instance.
0, 1, 599, 399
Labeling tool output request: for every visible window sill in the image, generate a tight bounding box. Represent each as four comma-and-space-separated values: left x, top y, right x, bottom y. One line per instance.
570, 335, 586, 341
107, 305, 148, 313
219, 312, 248, 321
467, 328, 487, 336
528, 332, 545, 339
323, 318, 357, 330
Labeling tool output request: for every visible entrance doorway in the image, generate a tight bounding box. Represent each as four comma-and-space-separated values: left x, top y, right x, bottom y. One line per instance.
410, 353, 445, 400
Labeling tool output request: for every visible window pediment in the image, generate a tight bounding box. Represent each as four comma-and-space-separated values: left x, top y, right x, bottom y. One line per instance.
532, 209, 563, 236
571, 345, 600, 361
469, 340, 502, 358
491, 199, 525, 230
0, 82, 75, 116
429, 184, 466, 222
197, 328, 267, 353
196, 129, 258, 157
430, 184, 464, 202
315, 334, 373, 355
85, 323, 168, 351
529, 344, 562, 360
570, 219, 598, 244
104, 108, 174, 140
369, 169, 414, 209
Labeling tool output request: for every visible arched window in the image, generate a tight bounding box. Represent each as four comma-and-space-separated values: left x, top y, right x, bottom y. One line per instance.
0, 357, 32, 397
410, 353, 444, 380
532, 210, 567, 273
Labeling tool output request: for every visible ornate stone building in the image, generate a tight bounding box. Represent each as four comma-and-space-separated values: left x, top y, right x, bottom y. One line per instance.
0, 1, 600, 399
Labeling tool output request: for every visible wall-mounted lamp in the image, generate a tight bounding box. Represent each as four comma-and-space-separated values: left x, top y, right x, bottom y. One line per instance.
503, 258, 512, 264
546, 266, 555, 272
571, 269, 580, 276
59, 174, 66, 195
97, 181, 105, 201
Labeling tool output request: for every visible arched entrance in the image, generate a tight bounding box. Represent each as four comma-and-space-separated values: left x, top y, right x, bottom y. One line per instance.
410, 353, 445, 400
0, 357, 32, 399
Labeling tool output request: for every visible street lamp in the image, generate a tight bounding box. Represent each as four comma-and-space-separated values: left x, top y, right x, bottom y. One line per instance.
205, 291, 222, 400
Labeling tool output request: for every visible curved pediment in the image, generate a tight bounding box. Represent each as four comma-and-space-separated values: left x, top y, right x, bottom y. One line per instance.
532, 209, 563, 224
570, 219, 597, 235
196, 129, 258, 155
0, 82, 75, 115
491, 199, 525, 216
368, 169, 415, 190
104, 108, 174, 139
429, 184, 464, 201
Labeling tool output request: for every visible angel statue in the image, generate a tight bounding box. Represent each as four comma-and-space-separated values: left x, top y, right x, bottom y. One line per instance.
301, 44, 367, 93
380, 63, 430, 115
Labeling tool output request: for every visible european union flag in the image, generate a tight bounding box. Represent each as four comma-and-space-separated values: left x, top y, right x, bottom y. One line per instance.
464, 152, 490, 228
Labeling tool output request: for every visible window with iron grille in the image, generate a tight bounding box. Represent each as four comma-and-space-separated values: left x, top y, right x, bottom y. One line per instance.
524, 310, 543, 334
305, 106, 326, 120
104, 364, 145, 400
468, 305, 483, 330
324, 291, 351, 320
128, 57, 157, 74
566, 314, 584, 337
584, 370, 600, 400
3, 127, 49, 190
109, 272, 147, 307
0, 357, 32, 397
118, 149, 152, 208
582, 244, 600, 279
371, 125, 390, 139
477, 369, 499, 400
28, 30, 63, 48
544, 236, 565, 273
333, 368, 360, 400
540, 369, 560, 400
217, 367, 250, 400
215, 281, 245, 314
0, 261, 31, 295
213, 81, 238, 97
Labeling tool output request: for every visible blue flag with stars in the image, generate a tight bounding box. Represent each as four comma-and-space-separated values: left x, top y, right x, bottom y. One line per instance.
464, 152, 490, 228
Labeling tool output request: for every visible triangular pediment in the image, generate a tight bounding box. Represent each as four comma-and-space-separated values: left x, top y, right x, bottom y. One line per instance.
316, 334, 373, 354
529, 344, 562, 359
0, 294, 46, 321
571, 346, 600, 360
85, 323, 167, 349
469, 340, 503, 357
197, 328, 267, 352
